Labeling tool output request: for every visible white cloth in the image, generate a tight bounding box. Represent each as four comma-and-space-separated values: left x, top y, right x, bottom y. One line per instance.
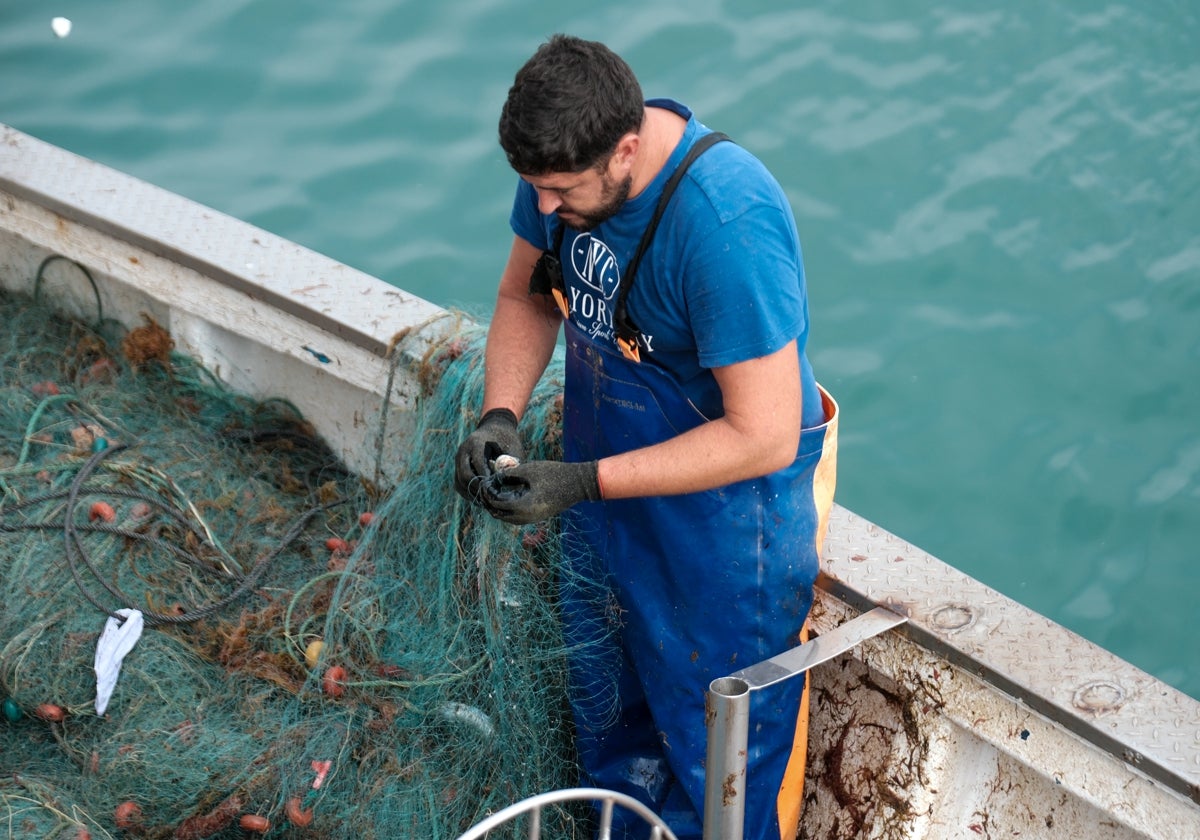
94, 609, 144, 715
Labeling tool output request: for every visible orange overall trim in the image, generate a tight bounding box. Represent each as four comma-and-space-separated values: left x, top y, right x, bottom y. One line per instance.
776, 384, 838, 838
775, 621, 811, 840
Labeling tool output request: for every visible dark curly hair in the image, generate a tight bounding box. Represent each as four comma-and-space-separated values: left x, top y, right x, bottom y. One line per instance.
499, 35, 645, 175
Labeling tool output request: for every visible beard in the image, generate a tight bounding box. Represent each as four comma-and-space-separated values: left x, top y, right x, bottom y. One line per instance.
561, 172, 632, 231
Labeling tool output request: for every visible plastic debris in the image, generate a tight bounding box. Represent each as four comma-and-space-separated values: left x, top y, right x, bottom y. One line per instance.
94, 609, 145, 715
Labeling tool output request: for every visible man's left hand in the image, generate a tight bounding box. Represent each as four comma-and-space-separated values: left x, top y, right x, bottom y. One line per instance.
482, 460, 601, 525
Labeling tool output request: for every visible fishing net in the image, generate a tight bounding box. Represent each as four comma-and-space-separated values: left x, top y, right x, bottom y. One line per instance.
0, 274, 594, 839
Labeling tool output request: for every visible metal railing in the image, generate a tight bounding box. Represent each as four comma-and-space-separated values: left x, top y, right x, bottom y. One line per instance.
456, 787, 681, 840
455, 787, 680, 840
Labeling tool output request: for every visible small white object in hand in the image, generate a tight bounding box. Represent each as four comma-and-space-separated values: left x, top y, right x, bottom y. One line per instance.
52, 17, 72, 38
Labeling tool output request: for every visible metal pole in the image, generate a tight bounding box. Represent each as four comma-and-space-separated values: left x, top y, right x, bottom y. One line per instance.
701, 607, 908, 840
703, 676, 752, 840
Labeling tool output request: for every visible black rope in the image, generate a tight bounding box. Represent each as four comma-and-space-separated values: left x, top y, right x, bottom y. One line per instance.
5, 485, 233, 575
32, 255, 104, 330
1, 443, 346, 627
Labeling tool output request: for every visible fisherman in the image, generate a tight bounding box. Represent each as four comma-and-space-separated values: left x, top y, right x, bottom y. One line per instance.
454, 34, 838, 840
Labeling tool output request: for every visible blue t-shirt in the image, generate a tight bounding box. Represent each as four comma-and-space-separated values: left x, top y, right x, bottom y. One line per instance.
510, 98, 822, 427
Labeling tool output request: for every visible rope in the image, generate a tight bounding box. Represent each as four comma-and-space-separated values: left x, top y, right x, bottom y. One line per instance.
1, 441, 346, 627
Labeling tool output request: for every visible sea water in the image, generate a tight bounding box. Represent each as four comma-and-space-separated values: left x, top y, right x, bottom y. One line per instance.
3, 1, 1198, 699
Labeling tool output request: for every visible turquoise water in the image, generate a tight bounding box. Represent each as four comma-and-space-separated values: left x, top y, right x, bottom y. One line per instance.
4, 2, 1199, 699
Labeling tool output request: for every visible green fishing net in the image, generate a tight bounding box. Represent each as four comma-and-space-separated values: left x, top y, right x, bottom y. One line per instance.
0, 277, 590, 838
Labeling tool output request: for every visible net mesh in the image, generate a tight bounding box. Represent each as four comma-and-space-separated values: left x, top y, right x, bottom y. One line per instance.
0, 279, 594, 839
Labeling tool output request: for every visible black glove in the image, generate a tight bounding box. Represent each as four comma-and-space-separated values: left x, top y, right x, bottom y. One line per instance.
481, 460, 601, 525
454, 408, 525, 503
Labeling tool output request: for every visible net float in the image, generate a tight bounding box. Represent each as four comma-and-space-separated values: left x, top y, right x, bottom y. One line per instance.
35, 703, 66, 722
239, 814, 270, 833
304, 639, 324, 669
88, 501, 116, 523
322, 664, 347, 697
114, 801, 142, 829
285, 797, 313, 827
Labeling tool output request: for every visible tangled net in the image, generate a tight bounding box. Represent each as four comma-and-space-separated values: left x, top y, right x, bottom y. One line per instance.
0, 277, 589, 838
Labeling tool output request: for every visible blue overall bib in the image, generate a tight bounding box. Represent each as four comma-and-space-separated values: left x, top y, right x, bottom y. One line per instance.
558, 318, 839, 840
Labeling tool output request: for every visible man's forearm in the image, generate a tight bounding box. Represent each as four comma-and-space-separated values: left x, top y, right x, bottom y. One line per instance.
482, 292, 560, 421
596, 413, 796, 499
597, 341, 803, 499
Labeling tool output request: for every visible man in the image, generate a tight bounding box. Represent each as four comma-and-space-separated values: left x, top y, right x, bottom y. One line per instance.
454, 34, 838, 840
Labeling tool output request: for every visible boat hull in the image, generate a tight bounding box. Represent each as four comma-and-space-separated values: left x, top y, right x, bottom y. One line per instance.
2, 124, 1197, 838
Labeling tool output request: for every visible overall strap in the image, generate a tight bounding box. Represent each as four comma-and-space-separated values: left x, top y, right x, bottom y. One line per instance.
614, 131, 731, 361
528, 222, 566, 296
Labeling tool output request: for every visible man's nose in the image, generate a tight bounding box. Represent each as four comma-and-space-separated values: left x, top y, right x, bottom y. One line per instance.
536, 189, 563, 215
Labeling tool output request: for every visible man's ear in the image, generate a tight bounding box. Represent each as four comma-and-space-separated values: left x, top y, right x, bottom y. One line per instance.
611, 132, 640, 173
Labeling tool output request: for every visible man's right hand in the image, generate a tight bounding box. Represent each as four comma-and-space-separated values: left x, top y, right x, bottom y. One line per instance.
454, 408, 525, 503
